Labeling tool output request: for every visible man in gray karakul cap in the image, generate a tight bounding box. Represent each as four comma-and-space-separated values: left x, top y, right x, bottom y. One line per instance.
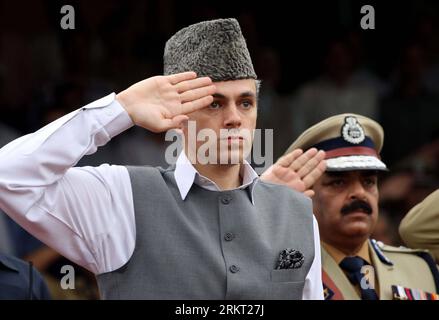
0, 18, 325, 299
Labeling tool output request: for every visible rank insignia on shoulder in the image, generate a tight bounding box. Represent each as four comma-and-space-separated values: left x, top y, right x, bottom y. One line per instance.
392, 285, 439, 300
370, 239, 394, 266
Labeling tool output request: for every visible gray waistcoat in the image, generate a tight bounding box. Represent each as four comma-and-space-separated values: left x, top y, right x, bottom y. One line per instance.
96, 165, 315, 299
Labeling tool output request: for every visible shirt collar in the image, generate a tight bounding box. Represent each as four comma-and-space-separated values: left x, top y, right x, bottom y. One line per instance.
174, 152, 259, 205
321, 241, 372, 265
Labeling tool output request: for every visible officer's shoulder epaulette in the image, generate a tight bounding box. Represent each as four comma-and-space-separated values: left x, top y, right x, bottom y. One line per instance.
377, 242, 430, 254
371, 239, 439, 291
371, 239, 431, 266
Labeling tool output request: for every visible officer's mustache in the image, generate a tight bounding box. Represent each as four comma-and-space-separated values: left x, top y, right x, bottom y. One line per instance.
341, 199, 372, 215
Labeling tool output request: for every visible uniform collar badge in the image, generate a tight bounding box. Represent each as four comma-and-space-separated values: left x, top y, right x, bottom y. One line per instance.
370, 239, 394, 266
323, 283, 335, 300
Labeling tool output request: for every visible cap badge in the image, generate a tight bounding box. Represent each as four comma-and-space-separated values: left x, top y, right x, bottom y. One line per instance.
341, 116, 365, 144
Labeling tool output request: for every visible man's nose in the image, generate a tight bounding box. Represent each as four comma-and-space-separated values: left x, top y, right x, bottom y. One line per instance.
223, 105, 242, 128
348, 180, 367, 200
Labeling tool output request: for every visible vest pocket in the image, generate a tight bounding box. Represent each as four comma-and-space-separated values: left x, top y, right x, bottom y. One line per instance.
271, 268, 306, 283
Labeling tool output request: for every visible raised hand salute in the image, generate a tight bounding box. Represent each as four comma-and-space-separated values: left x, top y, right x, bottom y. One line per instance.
116, 72, 216, 132
261, 148, 326, 197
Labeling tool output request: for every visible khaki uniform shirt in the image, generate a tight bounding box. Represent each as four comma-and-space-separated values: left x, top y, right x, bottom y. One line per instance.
400, 189, 439, 263
322, 239, 439, 300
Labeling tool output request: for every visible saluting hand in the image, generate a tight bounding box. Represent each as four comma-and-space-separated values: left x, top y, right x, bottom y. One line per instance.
260, 148, 326, 197
116, 71, 216, 133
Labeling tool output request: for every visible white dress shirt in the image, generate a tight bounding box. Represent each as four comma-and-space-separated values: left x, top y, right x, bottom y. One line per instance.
0, 93, 323, 299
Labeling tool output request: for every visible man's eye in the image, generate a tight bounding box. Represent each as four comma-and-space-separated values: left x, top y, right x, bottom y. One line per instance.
364, 178, 376, 187
241, 101, 253, 109
330, 180, 344, 187
209, 101, 221, 109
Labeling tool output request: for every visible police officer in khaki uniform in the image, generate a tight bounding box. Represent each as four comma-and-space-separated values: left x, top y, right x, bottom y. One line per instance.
281, 114, 439, 300
400, 189, 439, 263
